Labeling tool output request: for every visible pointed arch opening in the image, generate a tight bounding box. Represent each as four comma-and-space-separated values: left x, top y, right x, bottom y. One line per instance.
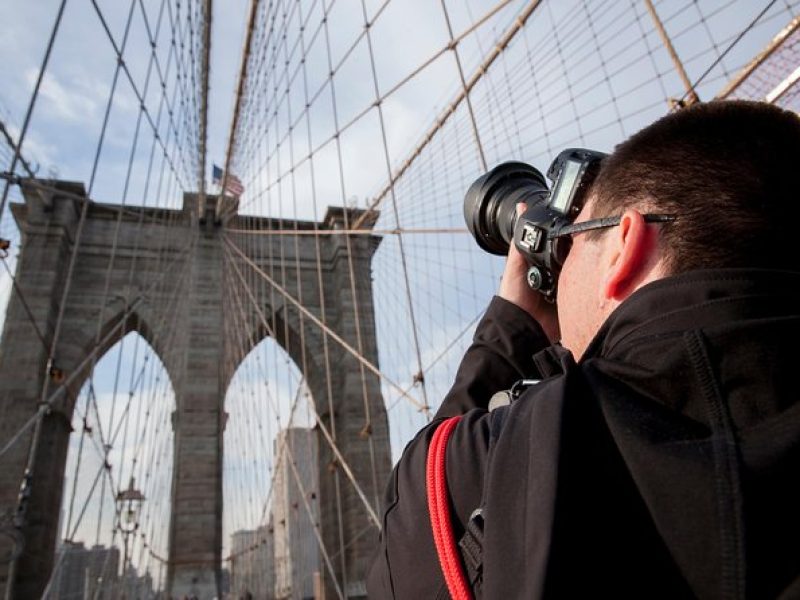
223, 334, 322, 600
52, 331, 175, 597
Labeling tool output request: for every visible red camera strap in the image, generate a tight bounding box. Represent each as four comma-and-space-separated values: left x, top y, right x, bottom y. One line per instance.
426, 415, 473, 600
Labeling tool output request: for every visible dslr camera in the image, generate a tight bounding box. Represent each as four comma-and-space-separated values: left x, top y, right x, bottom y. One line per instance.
464, 148, 607, 300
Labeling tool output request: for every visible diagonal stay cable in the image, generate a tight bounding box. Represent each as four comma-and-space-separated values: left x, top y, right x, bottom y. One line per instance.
0, 0, 67, 229
679, 0, 780, 104
351, 0, 544, 231
283, 435, 346, 600
89, 0, 193, 190
227, 0, 501, 181
0, 120, 36, 179
224, 226, 468, 236
222, 230, 348, 594
10, 251, 188, 577
137, 0, 202, 188
222, 242, 382, 527
225, 0, 517, 221
0, 233, 196, 462
223, 233, 428, 415
318, 0, 386, 528
81, 252, 189, 473
388, 310, 483, 413
0, 256, 49, 352
222, 256, 346, 595
715, 13, 800, 100
49, 243, 188, 593
438, 0, 488, 171
37, 0, 147, 424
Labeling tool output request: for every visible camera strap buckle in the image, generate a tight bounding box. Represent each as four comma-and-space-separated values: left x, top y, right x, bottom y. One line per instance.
488, 378, 540, 411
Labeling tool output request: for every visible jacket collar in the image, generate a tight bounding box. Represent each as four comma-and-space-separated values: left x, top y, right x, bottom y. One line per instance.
583, 268, 800, 361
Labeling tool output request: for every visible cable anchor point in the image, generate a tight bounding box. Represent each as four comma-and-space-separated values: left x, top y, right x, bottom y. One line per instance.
47, 361, 66, 384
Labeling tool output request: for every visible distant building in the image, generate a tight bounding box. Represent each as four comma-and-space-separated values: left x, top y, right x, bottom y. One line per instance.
273, 427, 319, 600
228, 427, 319, 600
120, 564, 156, 599
49, 541, 120, 599
230, 524, 273, 598
220, 567, 231, 595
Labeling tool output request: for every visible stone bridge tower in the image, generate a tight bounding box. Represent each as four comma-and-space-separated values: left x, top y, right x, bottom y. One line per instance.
0, 180, 391, 598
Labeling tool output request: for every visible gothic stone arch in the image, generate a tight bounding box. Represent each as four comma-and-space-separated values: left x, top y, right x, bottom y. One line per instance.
224, 216, 391, 599
0, 180, 390, 599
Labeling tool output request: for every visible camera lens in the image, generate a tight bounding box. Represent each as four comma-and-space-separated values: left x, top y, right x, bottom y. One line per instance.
463, 162, 549, 256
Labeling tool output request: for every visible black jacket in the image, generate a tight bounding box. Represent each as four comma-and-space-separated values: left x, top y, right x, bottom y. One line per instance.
367, 269, 800, 599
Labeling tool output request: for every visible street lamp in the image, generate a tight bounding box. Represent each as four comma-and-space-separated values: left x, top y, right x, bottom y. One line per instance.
116, 477, 145, 597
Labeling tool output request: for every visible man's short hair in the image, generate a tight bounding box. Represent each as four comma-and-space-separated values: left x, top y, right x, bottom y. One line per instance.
591, 100, 800, 273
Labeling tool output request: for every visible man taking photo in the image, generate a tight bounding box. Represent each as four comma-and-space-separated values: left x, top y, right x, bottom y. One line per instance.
367, 100, 800, 598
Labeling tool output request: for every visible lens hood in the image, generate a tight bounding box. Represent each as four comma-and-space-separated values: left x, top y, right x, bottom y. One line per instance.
463, 161, 548, 255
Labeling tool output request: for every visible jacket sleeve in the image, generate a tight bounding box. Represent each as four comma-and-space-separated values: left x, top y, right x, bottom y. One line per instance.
435, 295, 550, 417
366, 296, 549, 598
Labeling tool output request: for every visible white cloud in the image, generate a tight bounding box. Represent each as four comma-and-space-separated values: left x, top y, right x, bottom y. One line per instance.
25, 68, 102, 124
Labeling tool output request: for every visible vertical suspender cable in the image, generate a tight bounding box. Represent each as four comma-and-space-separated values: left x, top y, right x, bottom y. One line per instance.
357, 0, 431, 504
352, 0, 544, 230
438, 0, 487, 171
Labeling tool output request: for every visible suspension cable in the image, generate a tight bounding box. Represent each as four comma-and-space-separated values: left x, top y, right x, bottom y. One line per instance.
0, 0, 67, 228
224, 234, 428, 413
222, 241, 382, 527
351, 0, 544, 230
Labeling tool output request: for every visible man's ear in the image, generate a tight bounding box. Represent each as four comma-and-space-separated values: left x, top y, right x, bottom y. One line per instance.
602, 209, 657, 301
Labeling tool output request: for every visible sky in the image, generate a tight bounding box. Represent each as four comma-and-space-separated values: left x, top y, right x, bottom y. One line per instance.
0, 0, 249, 193
2, 0, 800, 588
0, 0, 252, 581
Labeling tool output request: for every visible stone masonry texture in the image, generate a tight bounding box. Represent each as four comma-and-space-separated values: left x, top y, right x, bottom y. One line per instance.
0, 181, 391, 599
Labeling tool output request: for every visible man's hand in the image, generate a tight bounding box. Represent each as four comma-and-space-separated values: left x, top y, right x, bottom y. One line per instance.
498, 204, 561, 342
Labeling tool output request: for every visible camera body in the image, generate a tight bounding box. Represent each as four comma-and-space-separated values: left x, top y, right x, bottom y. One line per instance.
464, 148, 607, 299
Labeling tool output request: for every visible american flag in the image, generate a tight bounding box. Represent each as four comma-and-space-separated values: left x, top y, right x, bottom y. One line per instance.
211, 164, 244, 197
225, 172, 244, 197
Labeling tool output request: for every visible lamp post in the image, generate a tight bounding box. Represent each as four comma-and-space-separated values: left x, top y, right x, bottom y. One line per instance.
116, 477, 145, 598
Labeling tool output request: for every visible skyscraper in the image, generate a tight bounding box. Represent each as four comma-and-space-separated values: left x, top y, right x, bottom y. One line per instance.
49, 541, 120, 599
273, 427, 319, 600
230, 525, 274, 598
